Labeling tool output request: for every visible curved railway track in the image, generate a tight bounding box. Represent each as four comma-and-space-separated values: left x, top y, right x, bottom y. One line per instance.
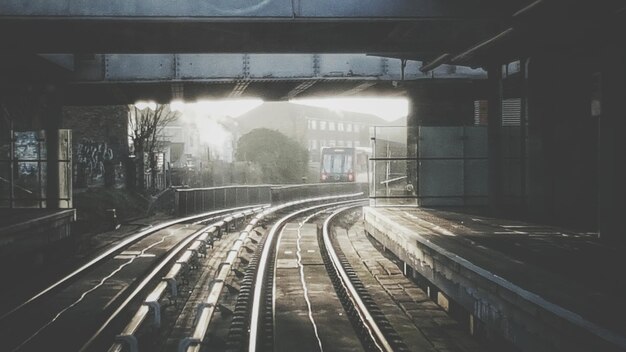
232, 201, 410, 352
0, 191, 427, 352
0, 205, 265, 352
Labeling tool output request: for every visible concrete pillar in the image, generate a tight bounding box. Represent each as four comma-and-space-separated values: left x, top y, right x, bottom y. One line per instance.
406, 96, 419, 192
526, 55, 598, 229
487, 64, 503, 213
42, 85, 63, 209
406, 82, 476, 127
526, 57, 555, 221
598, 46, 626, 243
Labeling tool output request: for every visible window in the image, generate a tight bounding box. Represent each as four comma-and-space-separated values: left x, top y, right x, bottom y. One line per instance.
354, 140, 360, 147
347, 140, 353, 147
354, 124, 360, 133
338, 123, 344, 131
338, 140, 345, 146
322, 153, 353, 174
346, 123, 352, 132
320, 121, 327, 130
329, 122, 336, 131
329, 140, 336, 147
311, 120, 317, 130
311, 139, 318, 149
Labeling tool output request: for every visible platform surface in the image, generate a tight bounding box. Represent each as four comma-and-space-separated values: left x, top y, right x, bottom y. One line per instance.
363, 206, 626, 346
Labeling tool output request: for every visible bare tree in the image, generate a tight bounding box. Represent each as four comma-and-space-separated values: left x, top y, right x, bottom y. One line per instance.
128, 103, 178, 191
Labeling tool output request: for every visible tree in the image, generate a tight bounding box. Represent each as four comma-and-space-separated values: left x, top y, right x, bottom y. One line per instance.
235, 128, 309, 183
128, 103, 178, 191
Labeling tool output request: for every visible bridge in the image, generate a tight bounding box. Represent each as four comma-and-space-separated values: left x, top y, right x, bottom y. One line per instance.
0, 0, 513, 55
52, 53, 485, 103
1, 1, 625, 352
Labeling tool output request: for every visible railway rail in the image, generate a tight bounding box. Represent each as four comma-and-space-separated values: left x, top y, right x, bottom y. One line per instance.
97, 193, 361, 352
2, 190, 468, 352
215, 199, 410, 352
0, 205, 266, 352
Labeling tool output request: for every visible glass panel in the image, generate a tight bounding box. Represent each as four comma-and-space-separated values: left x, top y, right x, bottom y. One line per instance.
371, 159, 417, 206
0, 130, 61, 208
14, 161, 44, 208
331, 154, 343, 173
14, 131, 42, 160
371, 126, 417, 206
373, 126, 408, 159
320, 147, 358, 182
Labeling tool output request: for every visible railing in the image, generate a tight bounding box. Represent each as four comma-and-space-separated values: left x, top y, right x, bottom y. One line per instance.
270, 183, 367, 204
175, 185, 272, 217
108, 207, 264, 352
144, 172, 167, 192
174, 183, 367, 217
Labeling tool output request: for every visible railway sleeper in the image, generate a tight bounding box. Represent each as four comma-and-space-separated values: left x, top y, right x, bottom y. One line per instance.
225, 238, 267, 351
225, 277, 241, 294
320, 222, 410, 352
238, 252, 252, 266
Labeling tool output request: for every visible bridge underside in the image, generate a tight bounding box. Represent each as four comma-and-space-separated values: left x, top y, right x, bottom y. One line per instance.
0, 52, 486, 104
61, 78, 485, 105
0, 0, 521, 56
0, 20, 498, 58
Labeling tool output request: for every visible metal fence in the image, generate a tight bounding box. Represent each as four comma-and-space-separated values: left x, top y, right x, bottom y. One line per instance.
174, 183, 366, 216
270, 183, 367, 204
144, 172, 167, 192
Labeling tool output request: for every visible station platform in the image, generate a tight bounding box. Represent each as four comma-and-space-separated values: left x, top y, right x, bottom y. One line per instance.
363, 206, 626, 352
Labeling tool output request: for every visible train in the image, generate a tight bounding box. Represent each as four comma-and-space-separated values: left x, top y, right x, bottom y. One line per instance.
319, 146, 370, 183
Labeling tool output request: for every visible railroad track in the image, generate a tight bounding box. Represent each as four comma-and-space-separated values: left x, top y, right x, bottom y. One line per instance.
5, 190, 489, 352
104, 192, 364, 352
0, 194, 405, 352
215, 200, 410, 352
0, 205, 266, 352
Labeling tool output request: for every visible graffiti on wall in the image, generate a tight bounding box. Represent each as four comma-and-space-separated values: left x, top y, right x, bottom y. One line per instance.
75, 139, 115, 187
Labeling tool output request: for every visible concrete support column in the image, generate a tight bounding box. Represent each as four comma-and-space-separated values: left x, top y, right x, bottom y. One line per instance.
598, 46, 626, 243
526, 55, 598, 229
406, 97, 420, 193
487, 64, 503, 213
42, 86, 63, 209
526, 57, 555, 221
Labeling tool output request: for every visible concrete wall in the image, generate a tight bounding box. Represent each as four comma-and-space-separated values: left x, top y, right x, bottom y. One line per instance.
62, 105, 129, 188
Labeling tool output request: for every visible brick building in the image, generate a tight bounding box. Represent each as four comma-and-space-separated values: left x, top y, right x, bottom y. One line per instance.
236, 102, 392, 162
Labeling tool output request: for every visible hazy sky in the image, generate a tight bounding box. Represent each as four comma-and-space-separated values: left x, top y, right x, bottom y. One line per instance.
169, 97, 408, 121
